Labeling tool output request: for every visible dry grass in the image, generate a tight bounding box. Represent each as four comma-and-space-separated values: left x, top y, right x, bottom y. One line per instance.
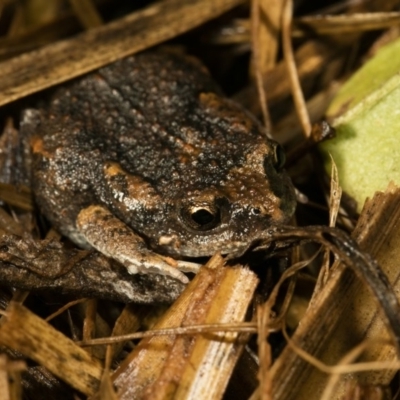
0, 0, 399, 399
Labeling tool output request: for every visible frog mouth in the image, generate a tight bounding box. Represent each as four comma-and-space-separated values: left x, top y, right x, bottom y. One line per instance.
155, 231, 248, 258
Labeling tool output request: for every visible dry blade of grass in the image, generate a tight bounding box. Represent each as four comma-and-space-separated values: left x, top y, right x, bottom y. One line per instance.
0, 302, 103, 395
320, 339, 388, 400
267, 183, 400, 400
83, 299, 99, 358
111, 254, 258, 399
250, 0, 284, 131
107, 304, 160, 362
0, 355, 25, 400
282, 0, 311, 137
234, 40, 338, 116
69, 0, 103, 29
250, 0, 271, 131
159, 267, 258, 399
0, 183, 32, 211
314, 158, 343, 293
112, 254, 227, 397
251, 0, 283, 74
212, 12, 400, 43
0, 0, 245, 107
257, 254, 319, 398
327, 159, 342, 228
98, 369, 118, 400
0, 208, 27, 237
294, 12, 400, 37
0, 11, 81, 59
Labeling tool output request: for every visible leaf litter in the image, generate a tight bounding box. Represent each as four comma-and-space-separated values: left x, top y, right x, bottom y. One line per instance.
0, 0, 400, 399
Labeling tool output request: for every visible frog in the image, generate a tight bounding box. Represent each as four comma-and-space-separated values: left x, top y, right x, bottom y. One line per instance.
19, 49, 296, 284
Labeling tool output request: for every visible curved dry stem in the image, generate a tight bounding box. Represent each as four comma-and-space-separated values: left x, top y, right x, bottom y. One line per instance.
266, 253, 318, 331
45, 298, 88, 322
261, 224, 400, 353
320, 340, 374, 400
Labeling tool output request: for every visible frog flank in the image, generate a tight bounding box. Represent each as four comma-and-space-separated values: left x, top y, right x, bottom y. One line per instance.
20, 50, 296, 283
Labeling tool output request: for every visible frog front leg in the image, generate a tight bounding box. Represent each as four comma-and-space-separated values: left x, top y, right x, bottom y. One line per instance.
76, 205, 200, 283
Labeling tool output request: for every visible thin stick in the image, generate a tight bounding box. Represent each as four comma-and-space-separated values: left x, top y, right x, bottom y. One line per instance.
78, 323, 258, 347
282, 0, 311, 137
45, 298, 88, 322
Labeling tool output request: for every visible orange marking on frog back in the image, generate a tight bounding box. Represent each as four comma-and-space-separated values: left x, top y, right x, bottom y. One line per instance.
199, 92, 253, 132
103, 162, 124, 177
30, 136, 53, 158
103, 162, 160, 208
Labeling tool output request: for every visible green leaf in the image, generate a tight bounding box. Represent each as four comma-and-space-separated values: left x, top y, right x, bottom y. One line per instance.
320, 38, 400, 212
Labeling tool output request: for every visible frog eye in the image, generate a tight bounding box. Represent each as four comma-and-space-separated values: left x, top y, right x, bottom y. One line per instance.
273, 144, 286, 171
181, 204, 221, 231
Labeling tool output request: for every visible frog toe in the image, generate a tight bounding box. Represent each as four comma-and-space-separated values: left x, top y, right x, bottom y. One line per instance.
126, 259, 189, 284
175, 260, 202, 274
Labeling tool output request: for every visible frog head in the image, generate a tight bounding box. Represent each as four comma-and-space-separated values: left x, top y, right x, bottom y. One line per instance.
150, 140, 296, 258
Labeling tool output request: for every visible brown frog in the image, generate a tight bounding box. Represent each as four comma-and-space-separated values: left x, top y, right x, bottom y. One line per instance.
20, 50, 296, 283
